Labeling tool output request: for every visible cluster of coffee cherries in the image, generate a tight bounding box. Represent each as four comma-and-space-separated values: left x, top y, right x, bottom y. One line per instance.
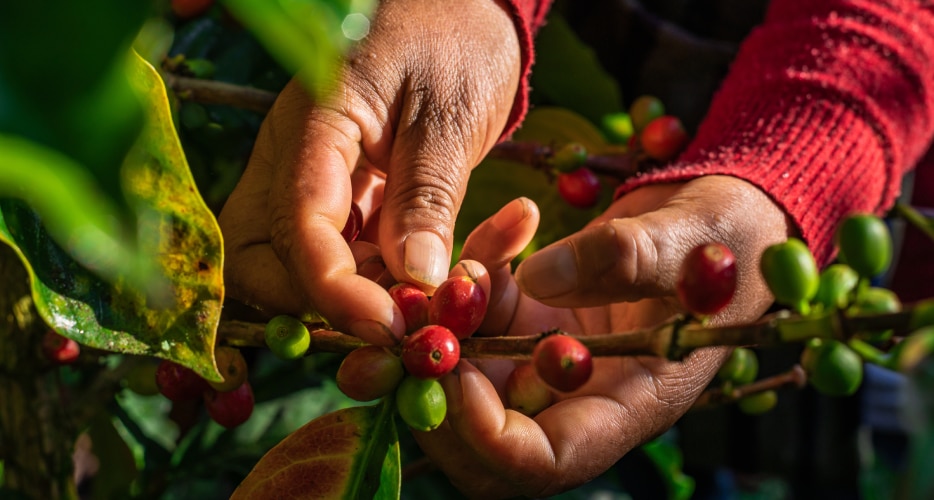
759, 213, 903, 398
152, 345, 254, 429
550, 95, 690, 210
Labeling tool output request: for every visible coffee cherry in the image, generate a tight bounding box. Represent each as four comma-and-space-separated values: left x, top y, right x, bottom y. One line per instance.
42, 330, 80, 365
341, 201, 363, 243
548, 142, 588, 173
640, 115, 688, 162
264, 315, 310, 360
848, 287, 901, 343
800, 338, 863, 397
505, 363, 553, 417
888, 327, 934, 373
717, 347, 758, 385
601, 112, 634, 145
204, 381, 254, 429
156, 360, 210, 402
760, 238, 819, 312
396, 375, 447, 432
428, 275, 488, 340
171, 0, 214, 19
813, 263, 859, 311
401, 325, 460, 379
389, 282, 430, 334
737, 390, 778, 415
532, 334, 593, 393
676, 242, 737, 316
629, 95, 665, 132
556, 167, 601, 209
209, 346, 249, 392
336, 346, 405, 402
836, 214, 892, 279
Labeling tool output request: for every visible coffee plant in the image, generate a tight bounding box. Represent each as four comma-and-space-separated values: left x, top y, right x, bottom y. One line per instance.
4, 1, 934, 499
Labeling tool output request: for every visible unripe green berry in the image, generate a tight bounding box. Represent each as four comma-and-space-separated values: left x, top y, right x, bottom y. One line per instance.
737, 390, 778, 415
836, 214, 892, 278
264, 315, 311, 360
396, 375, 447, 432
718, 347, 758, 385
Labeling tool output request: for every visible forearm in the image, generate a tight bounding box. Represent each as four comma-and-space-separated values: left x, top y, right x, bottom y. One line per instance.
616, 0, 934, 266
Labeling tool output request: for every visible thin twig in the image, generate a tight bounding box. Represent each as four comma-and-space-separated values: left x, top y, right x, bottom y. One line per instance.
162, 73, 277, 114
691, 365, 808, 410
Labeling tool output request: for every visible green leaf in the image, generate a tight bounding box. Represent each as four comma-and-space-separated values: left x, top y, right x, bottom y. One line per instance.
220, 0, 375, 99
231, 398, 401, 499
530, 14, 623, 125
86, 413, 139, 500
0, 52, 224, 381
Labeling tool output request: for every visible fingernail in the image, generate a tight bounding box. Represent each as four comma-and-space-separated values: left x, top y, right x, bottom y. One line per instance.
490, 197, 530, 232
404, 231, 449, 288
349, 319, 400, 346
516, 243, 578, 299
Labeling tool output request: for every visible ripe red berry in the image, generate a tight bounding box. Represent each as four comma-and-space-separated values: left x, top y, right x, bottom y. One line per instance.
341, 201, 363, 243
401, 325, 461, 379
389, 282, 430, 334
640, 115, 689, 162
156, 360, 210, 402
556, 167, 601, 209
532, 334, 593, 393
42, 330, 80, 365
171, 0, 214, 19
336, 346, 405, 401
428, 276, 488, 340
505, 363, 554, 417
675, 242, 738, 316
204, 381, 254, 429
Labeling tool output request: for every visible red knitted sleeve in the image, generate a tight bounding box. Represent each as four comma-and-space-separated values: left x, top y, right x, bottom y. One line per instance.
498, 0, 553, 140
614, 0, 934, 267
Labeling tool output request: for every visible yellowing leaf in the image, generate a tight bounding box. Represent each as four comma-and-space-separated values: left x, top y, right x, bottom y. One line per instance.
232, 399, 400, 500
0, 51, 224, 381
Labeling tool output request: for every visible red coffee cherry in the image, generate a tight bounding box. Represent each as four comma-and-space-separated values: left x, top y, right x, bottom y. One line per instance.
428, 275, 488, 340
505, 363, 554, 417
389, 282, 430, 334
336, 346, 405, 401
556, 167, 601, 209
532, 333, 593, 393
156, 360, 210, 402
401, 325, 461, 379
676, 242, 738, 316
640, 115, 689, 162
171, 0, 214, 19
341, 201, 363, 243
204, 381, 254, 429
42, 330, 80, 365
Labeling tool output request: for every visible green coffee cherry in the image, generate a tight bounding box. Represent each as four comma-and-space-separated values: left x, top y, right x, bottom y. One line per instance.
800, 338, 863, 397
601, 112, 634, 145
737, 390, 778, 415
548, 142, 588, 173
848, 287, 901, 343
813, 263, 859, 311
717, 347, 758, 385
887, 327, 934, 373
396, 375, 447, 432
629, 95, 665, 132
836, 214, 892, 278
760, 238, 820, 312
264, 315, 311, 360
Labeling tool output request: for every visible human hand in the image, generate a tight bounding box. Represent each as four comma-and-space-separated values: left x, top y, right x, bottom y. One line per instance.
413, 175, 794, 498
217, 0, 521, 345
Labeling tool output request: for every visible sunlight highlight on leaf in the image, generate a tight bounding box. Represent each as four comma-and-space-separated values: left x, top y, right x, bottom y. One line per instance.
232, 398, 400, 500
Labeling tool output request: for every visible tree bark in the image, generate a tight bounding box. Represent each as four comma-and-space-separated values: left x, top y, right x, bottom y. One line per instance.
0, 244, 76, 499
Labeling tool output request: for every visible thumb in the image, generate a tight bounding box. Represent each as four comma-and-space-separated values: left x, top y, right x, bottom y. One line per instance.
377, 105, 492, 293
514, 176, 792, 311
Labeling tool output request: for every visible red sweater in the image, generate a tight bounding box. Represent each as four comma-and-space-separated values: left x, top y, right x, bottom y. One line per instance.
503, 0, 934, 279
